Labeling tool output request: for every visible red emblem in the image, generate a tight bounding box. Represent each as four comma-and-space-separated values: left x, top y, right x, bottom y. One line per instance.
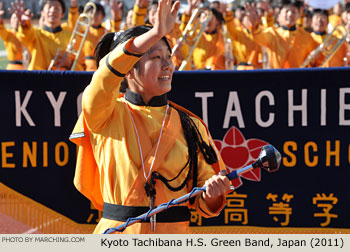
214, 126, 269, 188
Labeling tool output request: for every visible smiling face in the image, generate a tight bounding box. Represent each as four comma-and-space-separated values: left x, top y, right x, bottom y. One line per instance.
311, 13, 328, 33
126, 39, 174, 104
279, 4, 300, 28
42, 0, 64, 28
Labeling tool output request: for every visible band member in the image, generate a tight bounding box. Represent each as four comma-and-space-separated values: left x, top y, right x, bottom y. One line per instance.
70, 0, 230, 234
245, 0, 319, 68
329, 2, 343, 31
224, 6, 263, 69
83, 2, 108, 71
0, 2, 25, 70
179, 0, 226, 70
310, 8, 347, 67
12, 0, 85, 70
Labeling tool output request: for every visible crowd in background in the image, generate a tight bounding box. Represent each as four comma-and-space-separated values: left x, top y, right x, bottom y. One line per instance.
1, 0, 350, 71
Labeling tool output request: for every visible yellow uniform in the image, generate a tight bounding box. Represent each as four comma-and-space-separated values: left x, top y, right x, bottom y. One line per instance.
61, 6, 79, 31
311, 31, 347, 67
179, 13, 226, 70
192, 30, 226, 70
0, 22, 24, 70
132, 4, 147, 27
70, 39, 226, 234
16, 22, 86, 70
83, 26, 107, 71
329, 14, 342, 30
251, 25, 319, 68
225, 12, 262, 69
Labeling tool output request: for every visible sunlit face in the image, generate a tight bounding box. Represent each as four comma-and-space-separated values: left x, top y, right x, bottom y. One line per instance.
126, 9, 133, 27
126, 40, 174, 104
311, 13, 328, 33
279, 5, 299, 28
42, 0, 64, 28
148, 4, 157, 25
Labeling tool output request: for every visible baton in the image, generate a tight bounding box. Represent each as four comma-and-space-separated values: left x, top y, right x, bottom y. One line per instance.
103, 145, 281, 234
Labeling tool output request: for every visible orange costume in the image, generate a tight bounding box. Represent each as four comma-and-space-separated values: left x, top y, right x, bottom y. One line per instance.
224, 11, 262, 69
311, 31, 347, 67
251, 25, 319, 68
70, 38, 227, 234
0, 22, 24, 70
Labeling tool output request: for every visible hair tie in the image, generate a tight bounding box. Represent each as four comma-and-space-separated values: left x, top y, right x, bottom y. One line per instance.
113, 30, 124, 41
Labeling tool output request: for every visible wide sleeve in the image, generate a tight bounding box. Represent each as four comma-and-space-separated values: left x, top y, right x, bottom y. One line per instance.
251, 25, 275, 49
191, 118, 227, 218
16, 22, 36, 50
0, 22, 10, 41
82, 38, 142, 132
70, 38, 143, 209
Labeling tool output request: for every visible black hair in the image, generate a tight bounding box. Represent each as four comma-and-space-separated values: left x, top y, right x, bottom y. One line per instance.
88, 2, 106, 17
312, 8, 329, 18
41, 0, 66, 14
151, 106, 218, 205
278, 0, 304, 9
211, 7, 224, 24
304, 8, 312, 18
95, 25, 172, 92
95, 25, 171, 67
345, 3, 350, 13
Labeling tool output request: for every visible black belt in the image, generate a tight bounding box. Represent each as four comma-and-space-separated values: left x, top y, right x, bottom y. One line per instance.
102, 203, 191, 222
8, 60, 23, 65
238, 62, 252, 66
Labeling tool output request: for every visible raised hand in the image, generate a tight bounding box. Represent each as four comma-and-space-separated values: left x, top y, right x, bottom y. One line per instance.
153, 0, 180, 38
186, 0, 201, 15
8, 0, 31, 26
0, 2, 4, 21
135, 0, 151, 8
70, 0, 78, 8
110, 0, 123, 21
244, 2, 259, 29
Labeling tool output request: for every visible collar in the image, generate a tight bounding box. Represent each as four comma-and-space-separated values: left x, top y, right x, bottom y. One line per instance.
92, 24, 103, 29
281, 25, 297, 31
43, 25, 62, 33
124, 89, 168, 107
205, 29, 217, 35
313, 30, 327, 36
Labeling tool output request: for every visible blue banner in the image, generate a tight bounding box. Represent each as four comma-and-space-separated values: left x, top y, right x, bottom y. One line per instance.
0, 68, 349, 230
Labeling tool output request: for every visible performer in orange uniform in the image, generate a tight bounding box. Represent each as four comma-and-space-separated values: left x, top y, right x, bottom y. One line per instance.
13, 0, 85, 70
0, 3, 24, 70
245, 0, 319, 68
310, 9, 347, 67
70, 0, 230, 234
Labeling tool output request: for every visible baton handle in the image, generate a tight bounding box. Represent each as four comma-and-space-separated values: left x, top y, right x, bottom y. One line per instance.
226, 164, 254, 180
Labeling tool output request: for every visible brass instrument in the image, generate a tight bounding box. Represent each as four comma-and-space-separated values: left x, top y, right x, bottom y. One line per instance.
343, 15, 350, 66
222, 23, 235, 70
172, 7, 212, 71
300, 25, 348, 68
259, 46, 270, 69
48, 2, 97, 71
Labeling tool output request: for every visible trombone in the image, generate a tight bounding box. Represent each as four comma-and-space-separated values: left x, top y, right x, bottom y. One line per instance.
172, 7, 212, 71
48, 2, 97, 71
300, 25, 348, 68
222, 23, 235, 70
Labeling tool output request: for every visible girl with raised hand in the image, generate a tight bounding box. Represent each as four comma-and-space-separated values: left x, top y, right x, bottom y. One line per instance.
70, 0, 231, 234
